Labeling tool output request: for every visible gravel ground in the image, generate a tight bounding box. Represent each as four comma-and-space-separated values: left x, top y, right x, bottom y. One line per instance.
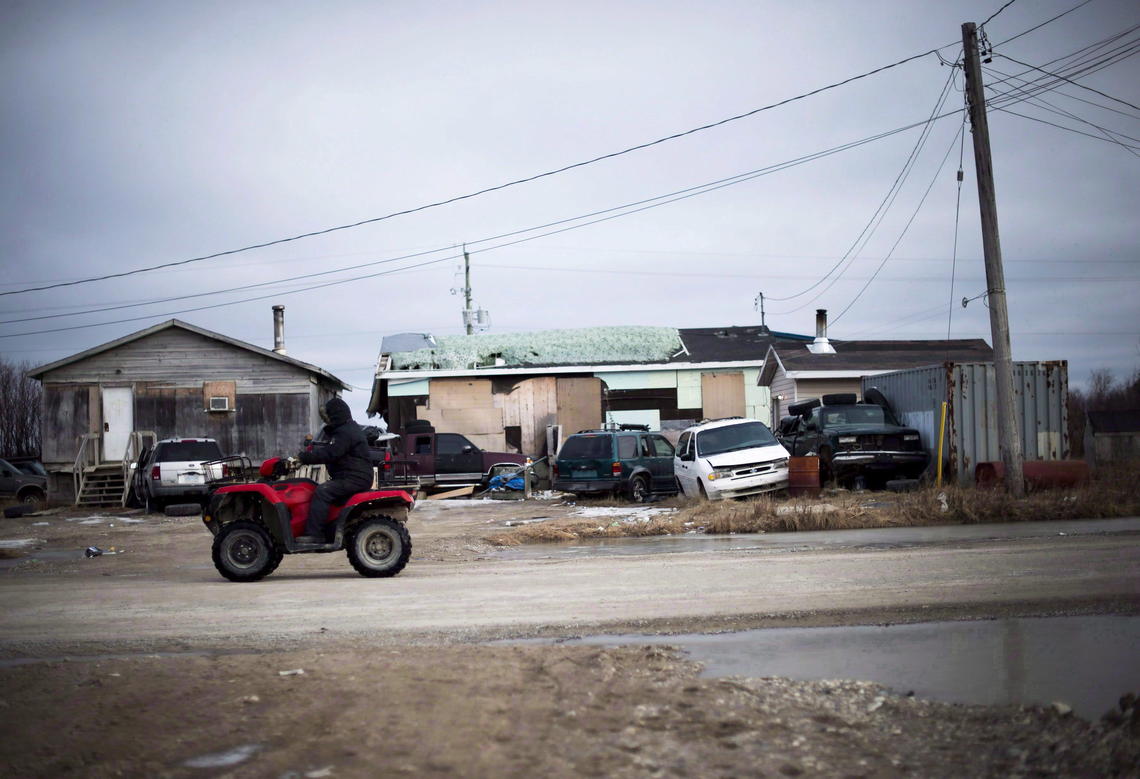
0, 498, 1137, 777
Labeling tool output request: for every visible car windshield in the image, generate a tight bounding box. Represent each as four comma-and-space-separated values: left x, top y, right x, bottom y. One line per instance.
15, 462, 47, 477
155, 442, 223, 461
819, 405, 894, 427
696, 422, 778, 457
558, 435, 612, 460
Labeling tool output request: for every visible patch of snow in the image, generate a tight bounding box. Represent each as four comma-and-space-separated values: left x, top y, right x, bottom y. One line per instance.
572, 507, 675, 524
776, 504, 839, 515
0, 538, 39, 549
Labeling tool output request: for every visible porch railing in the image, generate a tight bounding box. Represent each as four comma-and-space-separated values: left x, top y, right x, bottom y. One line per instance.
72, 433, 102, 504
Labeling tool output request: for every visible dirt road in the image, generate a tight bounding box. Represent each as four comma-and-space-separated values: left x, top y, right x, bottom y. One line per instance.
1, 498, 1138, 777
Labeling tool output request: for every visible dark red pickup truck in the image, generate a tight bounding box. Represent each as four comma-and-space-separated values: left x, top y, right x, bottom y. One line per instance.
375, 422, 528, 489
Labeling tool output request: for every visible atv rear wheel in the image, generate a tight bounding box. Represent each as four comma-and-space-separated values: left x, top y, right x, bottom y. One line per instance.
212, 520, 282, 582
346, 516, 411, 578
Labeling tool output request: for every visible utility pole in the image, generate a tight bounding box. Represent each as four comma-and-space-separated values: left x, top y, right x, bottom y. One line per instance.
962, 21, 1025, 496
462, 245, 473, 335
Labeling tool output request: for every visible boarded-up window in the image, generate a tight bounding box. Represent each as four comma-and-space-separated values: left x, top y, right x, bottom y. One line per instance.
556, 378, 602, 435
203, 381, 236, 412
701, 373, 745, 419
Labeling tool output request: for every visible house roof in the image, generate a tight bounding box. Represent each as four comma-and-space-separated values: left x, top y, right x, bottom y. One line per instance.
759, 338, 994, 384
674, 326, 812, 363
28, 319, 349, 389
382, 325, 813, 373
1087, 409, 1140, 434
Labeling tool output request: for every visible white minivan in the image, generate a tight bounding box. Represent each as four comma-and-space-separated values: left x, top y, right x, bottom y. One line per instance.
674, 418, 789, 500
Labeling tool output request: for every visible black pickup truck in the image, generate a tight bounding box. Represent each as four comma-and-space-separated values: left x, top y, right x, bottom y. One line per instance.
372, 421, 529, 489
777, 392, 929, 488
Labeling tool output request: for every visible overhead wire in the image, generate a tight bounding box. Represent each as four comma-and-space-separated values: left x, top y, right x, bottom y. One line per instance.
767, 62, 961, 311
981, 0, 1021, 30
831, 122, 967, 326
994, 51, 1140, 112
1, 0, 1120, 334
0, 110, 968, 332
0, 44, 957, 300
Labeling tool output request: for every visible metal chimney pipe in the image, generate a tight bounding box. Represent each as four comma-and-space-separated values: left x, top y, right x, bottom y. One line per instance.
808, 308, 836, 354
272, 305, 287, 355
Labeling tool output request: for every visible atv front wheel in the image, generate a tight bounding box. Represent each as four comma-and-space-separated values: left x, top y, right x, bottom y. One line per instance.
212, 520, 282, 582
346, 516, 411, 578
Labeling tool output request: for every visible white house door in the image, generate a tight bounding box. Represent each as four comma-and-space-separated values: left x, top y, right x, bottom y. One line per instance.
102, 387, 133, 461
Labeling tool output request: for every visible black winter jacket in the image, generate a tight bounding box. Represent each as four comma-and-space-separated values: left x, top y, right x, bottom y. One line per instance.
298, 398, 373, 485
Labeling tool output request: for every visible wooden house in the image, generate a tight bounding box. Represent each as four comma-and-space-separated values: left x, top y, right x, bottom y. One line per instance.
28, 316, 347, 504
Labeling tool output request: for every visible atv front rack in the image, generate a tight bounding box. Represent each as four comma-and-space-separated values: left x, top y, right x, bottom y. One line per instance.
204, 455, 255, 486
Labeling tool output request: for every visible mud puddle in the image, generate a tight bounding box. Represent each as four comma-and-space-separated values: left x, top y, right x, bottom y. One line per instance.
496, 517, 1140, 560
563, 615, 1139, 720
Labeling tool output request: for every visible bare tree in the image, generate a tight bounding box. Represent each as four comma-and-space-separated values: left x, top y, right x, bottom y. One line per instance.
0, 356, 42, 458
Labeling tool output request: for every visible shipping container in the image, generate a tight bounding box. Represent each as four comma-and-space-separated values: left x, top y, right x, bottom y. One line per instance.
861, 361, 1069, 484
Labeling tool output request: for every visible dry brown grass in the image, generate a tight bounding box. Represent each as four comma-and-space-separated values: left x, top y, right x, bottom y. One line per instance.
487, 461, 1140, 547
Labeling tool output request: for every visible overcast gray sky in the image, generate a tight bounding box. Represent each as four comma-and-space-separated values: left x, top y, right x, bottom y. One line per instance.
2, 0, 1137, 421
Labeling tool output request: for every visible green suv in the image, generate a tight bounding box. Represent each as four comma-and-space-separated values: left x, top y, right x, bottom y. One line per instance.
552, 427, 679, 502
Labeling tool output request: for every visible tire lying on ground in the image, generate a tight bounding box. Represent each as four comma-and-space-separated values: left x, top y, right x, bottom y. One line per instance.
164, 502, 202, 517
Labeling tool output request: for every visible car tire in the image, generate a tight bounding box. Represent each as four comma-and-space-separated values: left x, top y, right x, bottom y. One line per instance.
628, 475, 650, 503
164, 502, 201, 517
144, 490, 164, 514
346, 515, 411, 578
17, 487, 45, 509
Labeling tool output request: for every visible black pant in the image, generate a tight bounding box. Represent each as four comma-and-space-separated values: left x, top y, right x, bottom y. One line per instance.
304, 476, 372, 536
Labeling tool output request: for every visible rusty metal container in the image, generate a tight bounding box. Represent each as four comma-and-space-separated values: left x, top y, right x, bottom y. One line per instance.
787, 456, 821, 497
862, 361, 1069, 484
975, 459, 1090, 490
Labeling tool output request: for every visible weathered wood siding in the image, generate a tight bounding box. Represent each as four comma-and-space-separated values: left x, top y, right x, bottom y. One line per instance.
769, 373, 797, 427
41, 385, 90, 463
45, 328, 311, 393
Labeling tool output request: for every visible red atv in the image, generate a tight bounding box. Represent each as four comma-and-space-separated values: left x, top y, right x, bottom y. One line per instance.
202, 456, 414, 582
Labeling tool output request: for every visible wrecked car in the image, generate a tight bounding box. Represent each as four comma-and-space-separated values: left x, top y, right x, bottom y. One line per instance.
777, 392, 929, 488
553, 425, 679, 502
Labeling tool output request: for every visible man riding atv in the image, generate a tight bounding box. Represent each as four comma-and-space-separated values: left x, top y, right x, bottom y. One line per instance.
295, 397, 373, 545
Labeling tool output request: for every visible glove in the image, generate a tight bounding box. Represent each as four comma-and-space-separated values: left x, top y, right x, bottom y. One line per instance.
285, 456, 301, 470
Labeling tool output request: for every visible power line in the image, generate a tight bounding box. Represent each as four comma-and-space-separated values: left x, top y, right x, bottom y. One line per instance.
769, 65, 961, 311
995, 52, 1140, 112
0, 44, 954, 300
832, 122, 966, 325
992, 106, 1140, 150
981, 0, 1021, 30
985, 64, 1140, 148
0, 110, 967, 330
993, 0, 1097, 46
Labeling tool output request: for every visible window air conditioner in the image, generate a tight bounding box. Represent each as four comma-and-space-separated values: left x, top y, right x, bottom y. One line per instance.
209, 396, 230, 412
